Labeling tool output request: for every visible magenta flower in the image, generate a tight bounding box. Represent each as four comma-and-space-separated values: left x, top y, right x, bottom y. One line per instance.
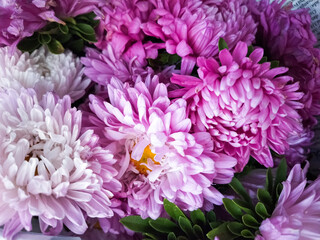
95, 0, 163, 66
0, 88, 120, 240
170, 41, 303, 171
85, 75, 236, 219
142, 0, 256, 74
257, 163, 320, 240
248, 0, 320, 127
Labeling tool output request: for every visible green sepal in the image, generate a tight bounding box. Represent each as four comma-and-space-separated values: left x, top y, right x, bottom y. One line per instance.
38, 34, 51, 44
227, 222, 246, 236
242, 214, 260, 229
257, 189, 273, 208
163, 199, 187, 222
218, 38, 228, 51
148, 218, 179, 233
47, 38, 64, 54
167, 232, 177, 240
241, 229, 255, 239
59, 24, 69, 34
255, 202, 270, 219
223, 198, 243, 221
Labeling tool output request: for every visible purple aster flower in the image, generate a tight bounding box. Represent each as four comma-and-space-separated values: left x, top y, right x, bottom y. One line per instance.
248, 0, 320, 127
0, 88, 120, 240
84, 74, 236, 219
0, 0, 48, 47
52, 0, 103, 18
170, 41, 303, 171
257, 163, 320, 240
142, 0, 256, 74
0, 46, 91, 102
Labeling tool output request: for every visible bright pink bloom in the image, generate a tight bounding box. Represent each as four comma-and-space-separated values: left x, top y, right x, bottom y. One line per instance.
95, 0, 163, 66
257, 163, 320, 240
170, 42, 303, 171
142, 0, 256, 74
85, 74, 236, 219
0, 88, 120, 240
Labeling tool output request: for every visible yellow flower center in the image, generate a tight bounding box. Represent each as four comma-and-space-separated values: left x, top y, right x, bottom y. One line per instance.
130, 145, 160, 176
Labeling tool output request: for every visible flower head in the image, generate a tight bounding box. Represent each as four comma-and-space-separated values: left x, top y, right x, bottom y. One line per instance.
0, 46, 90, 102
0, 88, 120, 240
257, 163, 320, 240
170, 41, 303, 171
142, 0, 256, 74
85, 74, 236, 219
248, 0, 320, 127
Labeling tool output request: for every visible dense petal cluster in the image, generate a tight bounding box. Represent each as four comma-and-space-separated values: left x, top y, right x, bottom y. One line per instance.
85, 74, 236, 219
0, 88, 120, 240
0, 46, 90, 102
257, 163, 320, 240
142, 0, 256, 74
95, 0, 162, 65
171, 41, 303, 171
248, 0, 320, 127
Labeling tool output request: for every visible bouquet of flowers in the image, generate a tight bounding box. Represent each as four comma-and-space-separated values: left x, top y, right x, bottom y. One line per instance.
0, 0, 319, 239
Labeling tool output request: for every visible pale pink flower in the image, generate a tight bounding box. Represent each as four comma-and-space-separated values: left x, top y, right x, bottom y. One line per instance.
0, 88, 120, 240
84, 74, 236, 219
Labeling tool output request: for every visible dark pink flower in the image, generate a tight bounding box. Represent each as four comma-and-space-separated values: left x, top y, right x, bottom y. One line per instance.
170, 42, 303, 171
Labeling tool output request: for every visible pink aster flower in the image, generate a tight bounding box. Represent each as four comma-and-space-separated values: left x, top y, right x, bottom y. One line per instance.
170, 41, 303, 171
142, 0, 256, 74
0, 88, 120, 240
95, 0, 163, 66
248, 0, 320, 127
257, 163, 320, 240
85, 74, 236, 219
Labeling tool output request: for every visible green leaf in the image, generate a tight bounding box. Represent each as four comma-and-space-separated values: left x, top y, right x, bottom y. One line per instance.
190, 209, 206, 226
178, 216, 196, 239
259, 56, 268, 64
70, 29, 97, 42
59, 24, 69, 34
229, 178, 252, 206
223, 198, 243, 221
56, 33, 72, 44
163, 199, 187, 222
64, 17, 77, 25
66, 38, 84, 53
233, 199, 256, 216
167, 232, 177, 240
206, 210, 216, 223
241, 229, 255, 239
257, 189, 273, 208
38, 34, 51, 44
276, 183, 283, 199
218, 38, 228, 51
193, 224, 205, 239
176, 236, 188, 240
47, 38, 64, 54
265, 168, 273, 195
255, 202, 270, 219
270, 60, 280, 68
120, 216, 153, 233
149, 218, 179, 233
17, 35, 41, 52
274, 159, 287, 198
144, 233, 160, 240
227, 222, 246, 236
242, 214, 260, 229
247, 45, 254, 56
207, 222, 237, 240
74, 23, 95, 35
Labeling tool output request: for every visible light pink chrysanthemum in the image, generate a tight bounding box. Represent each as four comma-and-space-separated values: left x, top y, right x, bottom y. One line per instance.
0, 88, 120, 240
0, 46, 90, 102
170, 41, 303, 171
248, 0, 320, 127
85, 75, 236, 219
256, 163, 320, 240
81, 44, 152, 86
142, 0, 256, 74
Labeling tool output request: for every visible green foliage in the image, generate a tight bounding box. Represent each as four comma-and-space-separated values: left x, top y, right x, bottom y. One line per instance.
218, 38, 228, 51
17, 12, 99, 55
120, 160, 288, 240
